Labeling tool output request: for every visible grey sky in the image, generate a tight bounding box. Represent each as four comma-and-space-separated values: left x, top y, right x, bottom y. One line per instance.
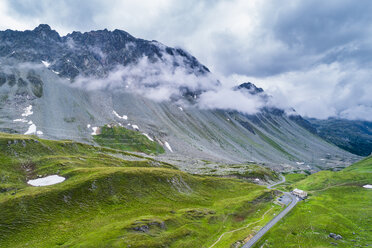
1, 0, 372, 120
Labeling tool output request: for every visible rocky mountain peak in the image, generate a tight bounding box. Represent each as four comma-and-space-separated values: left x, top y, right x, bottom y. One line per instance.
236, 82, 264, 95
0, 25, 210, 81
32, 24, 61, 41
33, 24, 52, 32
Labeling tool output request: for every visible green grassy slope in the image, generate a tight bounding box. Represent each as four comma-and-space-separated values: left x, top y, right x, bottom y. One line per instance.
253, 156, 372, 248
343, 156, 372, 173
93, 125, 165, 154
275, 173, 308, 191
0, 132, 171, 193
229, 164, 280, 182
0, 132, 281, 248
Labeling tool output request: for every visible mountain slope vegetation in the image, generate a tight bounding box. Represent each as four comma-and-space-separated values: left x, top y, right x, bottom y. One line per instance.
93, 125, 165, 154
0, 132, 284, 248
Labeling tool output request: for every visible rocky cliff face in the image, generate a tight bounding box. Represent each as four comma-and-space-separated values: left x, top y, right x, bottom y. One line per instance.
0, 24, 209, 80
0, 25, 360, 172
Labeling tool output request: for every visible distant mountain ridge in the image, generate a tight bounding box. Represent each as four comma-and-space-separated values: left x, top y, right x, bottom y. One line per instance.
305, 118, 372, 156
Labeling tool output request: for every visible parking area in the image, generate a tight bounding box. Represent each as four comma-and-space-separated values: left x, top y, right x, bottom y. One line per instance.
277, 193, 292, 206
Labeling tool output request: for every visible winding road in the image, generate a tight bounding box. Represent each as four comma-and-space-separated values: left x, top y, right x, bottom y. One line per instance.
242, 175, 300, 248
267, 175, 286, 189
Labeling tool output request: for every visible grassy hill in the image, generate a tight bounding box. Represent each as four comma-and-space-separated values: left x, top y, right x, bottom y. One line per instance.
0, 132, 282, 248
253, 156, 372, 248
275, 173, 308, 192
93, 125, 165, 154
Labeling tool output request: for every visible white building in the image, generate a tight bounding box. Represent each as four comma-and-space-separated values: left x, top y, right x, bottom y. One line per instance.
292, 188, 307, 199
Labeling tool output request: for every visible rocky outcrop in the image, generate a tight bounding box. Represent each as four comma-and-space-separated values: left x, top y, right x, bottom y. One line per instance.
329, 233, 343, 240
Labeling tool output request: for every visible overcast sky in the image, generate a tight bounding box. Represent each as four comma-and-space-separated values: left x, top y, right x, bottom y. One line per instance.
1, 0, 372, 121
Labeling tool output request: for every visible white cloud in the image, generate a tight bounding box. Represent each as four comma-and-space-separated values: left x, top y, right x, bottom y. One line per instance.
72, 52, 219, 102
70, 49, 264, 114
235, 62, 372, 120
0, 1, 37, 31
198, 87, 264, 114
340, 105, 372, 121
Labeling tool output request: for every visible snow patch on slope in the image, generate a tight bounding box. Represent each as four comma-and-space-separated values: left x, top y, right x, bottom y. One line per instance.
15, 105, 43, 136
28, 175, 65, 186
24, 124, 37, 135
113, 110, 128, 120
91, 127, 99, 135
13, 119, 28, 123
142, 133, 154, 141
164, 141, 173, 152
41, 60, 50, 68
22, 105, 33, 117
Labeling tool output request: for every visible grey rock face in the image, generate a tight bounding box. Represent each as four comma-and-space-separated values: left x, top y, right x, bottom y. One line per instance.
329, 233, 343, 240
0, 24, 209, 81
0, 25, 361, 173
236, 82, 264, 94
131, 221, 166, 233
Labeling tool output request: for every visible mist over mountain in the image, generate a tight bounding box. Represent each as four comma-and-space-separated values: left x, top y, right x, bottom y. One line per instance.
2, 1, 372, 122
1, 24, 272, 114
0, 25, 360, 172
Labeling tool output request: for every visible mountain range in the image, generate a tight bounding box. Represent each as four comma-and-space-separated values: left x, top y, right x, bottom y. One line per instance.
0, 24, 362, 174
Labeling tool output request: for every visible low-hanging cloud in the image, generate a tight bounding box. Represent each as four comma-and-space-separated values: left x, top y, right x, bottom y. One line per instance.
72, 51, 219, 102
198, 87, 265, 114
71, 50, 265, 114
235, 62, 372, 121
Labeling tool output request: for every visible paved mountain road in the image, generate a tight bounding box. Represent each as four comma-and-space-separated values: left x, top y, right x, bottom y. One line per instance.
267, 175, 286, 189
241, 175, 300, 248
